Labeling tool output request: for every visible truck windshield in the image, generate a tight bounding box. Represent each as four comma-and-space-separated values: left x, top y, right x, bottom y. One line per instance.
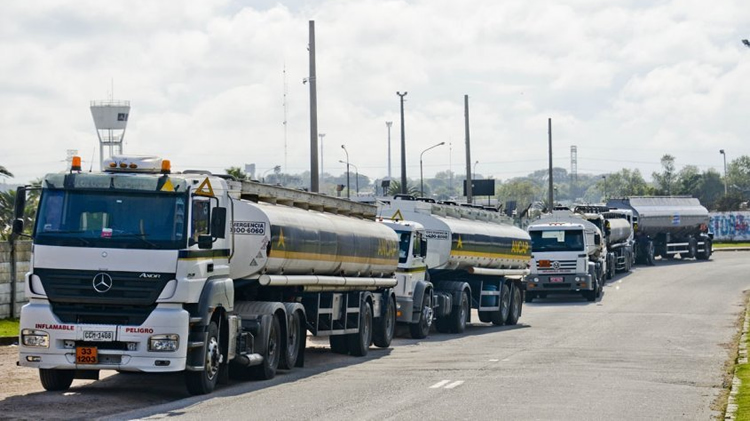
34, 188, 188, 249
530, 229, 584, 252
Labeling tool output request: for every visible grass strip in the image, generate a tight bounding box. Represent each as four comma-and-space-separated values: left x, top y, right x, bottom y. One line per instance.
0, 318, 20, 337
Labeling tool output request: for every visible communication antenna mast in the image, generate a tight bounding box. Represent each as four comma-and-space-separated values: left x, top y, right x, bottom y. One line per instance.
283, 64, 288, 174
90, 97, 130, 171
570, 145, 578, 200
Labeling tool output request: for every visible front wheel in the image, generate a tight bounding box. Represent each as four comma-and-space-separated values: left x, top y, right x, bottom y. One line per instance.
373, 296, 396, 347
409, 291, 433, 339
39, 369, 75, 391
186, 321, 222, 395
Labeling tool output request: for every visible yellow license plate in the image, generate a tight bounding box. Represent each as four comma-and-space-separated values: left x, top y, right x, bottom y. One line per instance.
76, 346, 98, 364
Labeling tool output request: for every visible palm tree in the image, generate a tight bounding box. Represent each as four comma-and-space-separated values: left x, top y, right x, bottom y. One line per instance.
387, 180, 420, 196
0, 165, 12, 178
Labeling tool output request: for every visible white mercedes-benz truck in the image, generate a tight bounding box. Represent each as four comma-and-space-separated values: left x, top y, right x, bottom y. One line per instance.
13, 155, 403, 395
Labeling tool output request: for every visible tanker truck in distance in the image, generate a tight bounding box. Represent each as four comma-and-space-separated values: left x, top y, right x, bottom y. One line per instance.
13, 155, 402, 395
606, 196, 712, 265
526, 210, 607, 302
379, 196, 531, 338
573, 205, 635, 277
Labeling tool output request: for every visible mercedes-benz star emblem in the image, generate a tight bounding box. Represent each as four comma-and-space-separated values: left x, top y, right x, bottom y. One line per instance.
93, 273, 113, 293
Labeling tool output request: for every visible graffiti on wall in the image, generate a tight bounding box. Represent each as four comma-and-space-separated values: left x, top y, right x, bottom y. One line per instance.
709, 212, 750, 241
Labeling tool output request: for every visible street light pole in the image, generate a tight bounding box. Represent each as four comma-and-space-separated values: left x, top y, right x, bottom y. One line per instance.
720, 149, 728, 194
602, 175, 607, 201
397, 92, 408, 194
386, 121, 393, 180
420, 142, 445, 197
339, 160, 359, 195
319, 133, 326, 180
341, 145, 350, 199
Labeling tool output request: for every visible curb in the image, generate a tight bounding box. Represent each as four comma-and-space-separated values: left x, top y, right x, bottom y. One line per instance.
0, 336, 18, 346
714, 247, 750, 252
725, 305, 749, 420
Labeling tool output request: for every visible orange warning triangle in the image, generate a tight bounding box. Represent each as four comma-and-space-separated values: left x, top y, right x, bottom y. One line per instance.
195, 178, 215, 197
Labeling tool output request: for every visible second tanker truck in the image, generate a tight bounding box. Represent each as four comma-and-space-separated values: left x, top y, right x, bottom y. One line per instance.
606, 196, 712, 265
379, 196, 531, 338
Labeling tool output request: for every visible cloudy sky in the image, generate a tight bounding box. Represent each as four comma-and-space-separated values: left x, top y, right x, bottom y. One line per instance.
2, 0, 750, 186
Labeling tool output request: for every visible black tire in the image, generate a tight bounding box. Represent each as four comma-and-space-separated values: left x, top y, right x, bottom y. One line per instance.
39, 369, 75, 391
608, 257, 616, 279
249, 314, 281, 380
329, 335, 350, 354
449, 291, 469, 333
347, 300, 373, 357
186, 321, 222, 395
279, 310, 303, 370
697, 238, 712, 260
490, 283, 510, 326
524, 292, 535, 303
687, 238, 698, 259
374, 296, 396, 347
646, 241, 656, 266
506, 284, 522, 325
409, 291, 433, 339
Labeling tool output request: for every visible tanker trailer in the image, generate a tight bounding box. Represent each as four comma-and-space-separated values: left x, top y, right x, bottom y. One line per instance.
606, 196, 712, 265
574, 205, 635, 276
14, 154, 399, 396
379, 196, 531, 337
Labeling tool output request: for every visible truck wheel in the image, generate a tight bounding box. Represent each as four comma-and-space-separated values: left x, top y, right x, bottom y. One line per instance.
409, 291, 433, 339
490, 283, 510, 326
329, 335, 350, 354
186, 321, 222, 395
249, 314, 281, 380
449, 291, 469, 333
506, 285, 522, 326
39, 369, 75, 391
646, 241, 656, 266
280, 310, 303, 370
347, 300, 373, 357
687, 238, 698, 259
697, 238, 712, 260
374, 296, 396, 347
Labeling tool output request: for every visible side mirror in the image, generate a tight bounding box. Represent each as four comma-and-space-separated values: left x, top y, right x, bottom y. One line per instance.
14, 186, 27, 219
420, 239, 428, 258
594, 234, 601, 245
211, 207, 227, 239
11, 219, 24, 237
198, 234, 213, 249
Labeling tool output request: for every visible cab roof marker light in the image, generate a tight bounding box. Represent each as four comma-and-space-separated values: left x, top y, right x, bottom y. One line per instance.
71, 156, 82, 172
161, 159, 171, 174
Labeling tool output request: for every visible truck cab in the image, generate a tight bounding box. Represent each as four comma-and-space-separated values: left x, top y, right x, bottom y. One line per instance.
527, 217, 604, 302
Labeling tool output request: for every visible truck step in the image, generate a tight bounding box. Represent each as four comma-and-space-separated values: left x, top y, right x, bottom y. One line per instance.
188, 341, 205, 349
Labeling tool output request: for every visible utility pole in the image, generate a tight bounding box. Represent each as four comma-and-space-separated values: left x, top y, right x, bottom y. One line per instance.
386, 121, 393, 180
308, 20, 319, 192
547, 118, 553, 211
464, 95, 473, 205
397, 92, 408, 194
319, 133, 326, 180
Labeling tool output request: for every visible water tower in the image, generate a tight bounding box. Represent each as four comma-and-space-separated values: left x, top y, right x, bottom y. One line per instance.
90, 100, 130, 170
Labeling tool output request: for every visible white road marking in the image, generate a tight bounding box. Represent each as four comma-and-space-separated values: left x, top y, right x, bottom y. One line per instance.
430, 380, 451, 389
444, 381, 464, 389
489, 359, 499, 362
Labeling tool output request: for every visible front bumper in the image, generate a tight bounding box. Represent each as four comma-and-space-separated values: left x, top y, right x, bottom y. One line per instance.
526, 273, 593, 292
18, 302, 190, 373
395, 296, 416, 323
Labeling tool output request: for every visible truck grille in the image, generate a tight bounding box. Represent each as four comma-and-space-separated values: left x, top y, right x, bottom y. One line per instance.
536, 259, 577, 272
35, 268, 173, 325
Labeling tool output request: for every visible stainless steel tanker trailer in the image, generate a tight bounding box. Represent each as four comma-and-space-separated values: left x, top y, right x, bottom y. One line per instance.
574, 205, 635, 277
14, 155, 403, 396
606, 196, 712, 265
379, 196, 531, 338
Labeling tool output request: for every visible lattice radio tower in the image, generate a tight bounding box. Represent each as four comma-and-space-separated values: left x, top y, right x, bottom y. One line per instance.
570, 145, 578, 200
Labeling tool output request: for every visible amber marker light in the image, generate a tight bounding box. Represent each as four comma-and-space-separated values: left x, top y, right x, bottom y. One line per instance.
161, 159, 171, 174
71, 156, 82, 171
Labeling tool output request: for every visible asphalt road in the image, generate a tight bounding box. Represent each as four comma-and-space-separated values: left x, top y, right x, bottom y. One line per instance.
99, 252, 749, 421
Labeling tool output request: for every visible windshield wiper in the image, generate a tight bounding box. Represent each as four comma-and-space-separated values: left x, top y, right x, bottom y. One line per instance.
113, 233, 159, 248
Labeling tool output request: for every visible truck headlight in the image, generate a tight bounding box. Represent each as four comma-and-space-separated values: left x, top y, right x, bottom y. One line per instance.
149, 334, 179, 352
21, 329, 49, 348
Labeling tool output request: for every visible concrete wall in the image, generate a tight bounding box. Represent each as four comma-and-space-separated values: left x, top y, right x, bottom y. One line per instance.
709, 212, 750, 242
0, 241, 31, 319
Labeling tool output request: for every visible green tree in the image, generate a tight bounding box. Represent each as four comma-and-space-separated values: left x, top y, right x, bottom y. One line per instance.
225, 166, 248, 181
0, 165, 12, 178
387, 180, 420, 196
497, 179, 540, 211
695, 169, 724, 210
652, 154, 677, 195
726, 155, 750, 193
